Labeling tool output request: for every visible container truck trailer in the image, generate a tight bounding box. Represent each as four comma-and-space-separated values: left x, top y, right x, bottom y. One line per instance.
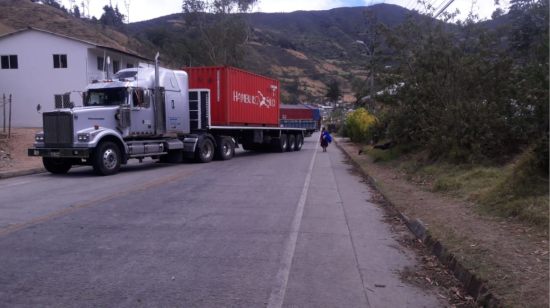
28, 54, 305, 176
279, 104, 321, 137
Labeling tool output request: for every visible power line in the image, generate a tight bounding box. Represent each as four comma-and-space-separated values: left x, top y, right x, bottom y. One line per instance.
412, 1, 424, 11
434, 0, 455, 18
425, 0, 440, 12
433, 0, 448, 13
405, 0, 415, 10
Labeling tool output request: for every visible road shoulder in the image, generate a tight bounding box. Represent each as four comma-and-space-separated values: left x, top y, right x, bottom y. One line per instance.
335, 137, 549, 308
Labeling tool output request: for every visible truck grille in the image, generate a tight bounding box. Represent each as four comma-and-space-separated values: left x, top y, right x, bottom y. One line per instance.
43, 112, 74, 147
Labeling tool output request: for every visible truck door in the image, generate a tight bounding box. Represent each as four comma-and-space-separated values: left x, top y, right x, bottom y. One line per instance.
165, 90, 186, 133
130, 89, 155, 135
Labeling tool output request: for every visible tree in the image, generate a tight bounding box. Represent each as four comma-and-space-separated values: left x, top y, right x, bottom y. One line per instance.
491, 8, 504, 19
73, 5, 81, 18
508, 0, 549, 53
507, 0, 549, 166
325, 80, 342, 103
100, 3, 126, 30
182, 0, 258, 67
376, 9, 547, 162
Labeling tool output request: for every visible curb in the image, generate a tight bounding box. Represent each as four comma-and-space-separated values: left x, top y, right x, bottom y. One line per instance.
0, 167, 46, 180
334, 138, 501, 308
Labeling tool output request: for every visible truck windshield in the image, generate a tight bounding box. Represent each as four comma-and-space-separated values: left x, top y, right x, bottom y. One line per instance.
85, 88, 128, 106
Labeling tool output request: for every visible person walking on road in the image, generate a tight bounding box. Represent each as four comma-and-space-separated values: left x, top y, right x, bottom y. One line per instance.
320, 127, 332, 152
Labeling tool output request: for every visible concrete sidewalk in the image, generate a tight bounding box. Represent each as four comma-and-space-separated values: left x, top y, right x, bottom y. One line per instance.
0, 167, 46, 180
281, 140, 447, 307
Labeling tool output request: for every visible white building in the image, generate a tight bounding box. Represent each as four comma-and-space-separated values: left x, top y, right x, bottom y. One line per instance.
0, 27, 152, 127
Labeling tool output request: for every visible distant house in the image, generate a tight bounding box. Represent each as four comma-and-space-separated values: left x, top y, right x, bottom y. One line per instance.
0, 27, 153, 127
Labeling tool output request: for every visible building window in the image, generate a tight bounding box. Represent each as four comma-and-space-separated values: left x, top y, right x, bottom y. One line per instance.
54, 93, 71, 109
113, 60, 119, 74
1, 55, 18, 69
127, 63, 134, 69
97, 57, 104, 70
53, 54, 67, 68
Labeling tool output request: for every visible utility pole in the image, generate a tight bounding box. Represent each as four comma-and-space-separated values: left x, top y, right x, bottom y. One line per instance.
356, 40, 374, 100
124, 0, 131, 23
355, 8, 380, 113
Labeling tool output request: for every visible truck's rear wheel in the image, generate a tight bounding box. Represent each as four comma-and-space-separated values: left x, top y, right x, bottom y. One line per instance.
43, 157, 72, 174
272, 134, 288, 153
92, 141, 121, 176
295, 134, 303, 151
287, 134, 296, 152
195, 138, 214, 163
215, 137, 234, 160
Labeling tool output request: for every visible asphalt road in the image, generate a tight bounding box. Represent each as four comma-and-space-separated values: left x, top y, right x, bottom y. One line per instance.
0, 133, 447, 307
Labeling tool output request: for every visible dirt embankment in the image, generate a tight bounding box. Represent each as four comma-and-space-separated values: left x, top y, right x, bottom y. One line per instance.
0, 128, 43, 172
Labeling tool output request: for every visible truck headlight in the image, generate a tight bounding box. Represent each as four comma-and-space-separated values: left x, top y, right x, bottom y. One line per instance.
35, 134, 44, 142
77, 134, 90, 141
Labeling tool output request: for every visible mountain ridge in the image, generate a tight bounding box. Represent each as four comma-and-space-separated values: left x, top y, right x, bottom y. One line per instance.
0, 1, 507, 104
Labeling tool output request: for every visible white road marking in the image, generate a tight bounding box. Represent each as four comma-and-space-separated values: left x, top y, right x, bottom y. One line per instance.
267, 141, 319, 308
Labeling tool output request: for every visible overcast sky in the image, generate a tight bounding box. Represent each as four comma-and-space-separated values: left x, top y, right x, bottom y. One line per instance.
67, 0, 503, 23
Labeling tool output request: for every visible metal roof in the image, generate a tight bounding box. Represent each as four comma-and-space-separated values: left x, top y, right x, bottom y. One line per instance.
280, 104, 311, 109
0, 27, 153, 62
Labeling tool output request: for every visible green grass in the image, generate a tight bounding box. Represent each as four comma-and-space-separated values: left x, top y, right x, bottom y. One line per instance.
365, 142, 550, 227
474, 149, 549, 225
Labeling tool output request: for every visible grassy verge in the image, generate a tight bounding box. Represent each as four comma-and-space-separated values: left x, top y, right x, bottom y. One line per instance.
363, 143, 549, 228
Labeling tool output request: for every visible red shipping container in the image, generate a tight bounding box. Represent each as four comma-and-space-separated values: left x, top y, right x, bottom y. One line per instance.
280, 104, 315, 120
182, 66, 280, 127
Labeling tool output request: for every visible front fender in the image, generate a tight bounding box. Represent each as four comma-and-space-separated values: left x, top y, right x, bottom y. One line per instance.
82, 128, 128, 154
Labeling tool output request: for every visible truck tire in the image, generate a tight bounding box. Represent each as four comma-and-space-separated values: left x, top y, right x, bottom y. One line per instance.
272, 134, 288, 153
42, 157, 72, 174
195, 138, 214, 163
92, 141, 121, 176
215, 137, 235, 160
295, 134, 303, 151
287, 134, 296, 152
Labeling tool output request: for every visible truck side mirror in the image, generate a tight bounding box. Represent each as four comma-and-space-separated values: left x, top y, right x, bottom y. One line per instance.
141, 90, 151, 108
36, 104, 42, 113
132, 89, 148, 108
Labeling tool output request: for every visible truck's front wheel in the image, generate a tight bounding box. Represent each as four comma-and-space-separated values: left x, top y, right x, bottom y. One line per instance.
92, 141, 121, 176
43, 157, 72, 174
195, 138, 214, 163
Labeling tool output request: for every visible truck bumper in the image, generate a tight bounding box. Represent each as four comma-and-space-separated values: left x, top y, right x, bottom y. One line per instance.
28, 148, 91, 158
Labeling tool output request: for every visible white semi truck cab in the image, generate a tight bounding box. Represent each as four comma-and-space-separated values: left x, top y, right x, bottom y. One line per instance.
29, 55, 305, 176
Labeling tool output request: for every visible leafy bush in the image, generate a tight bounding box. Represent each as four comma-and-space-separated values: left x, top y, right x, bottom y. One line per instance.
376, 3, 548, 164
345, 108, 378, 142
